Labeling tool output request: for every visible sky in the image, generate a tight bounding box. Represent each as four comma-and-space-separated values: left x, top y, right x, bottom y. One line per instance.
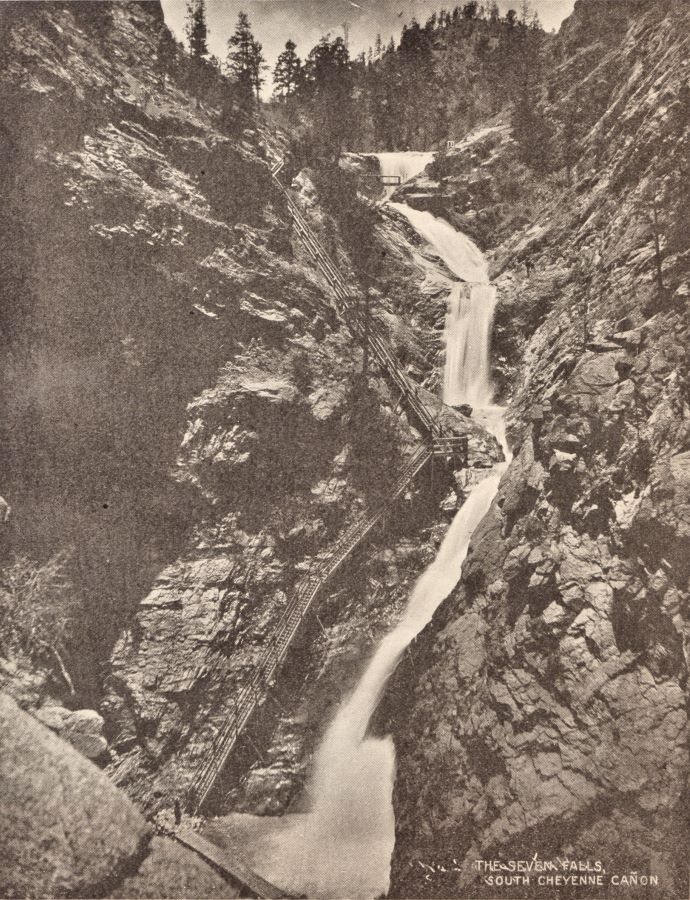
161, 0, 576, 95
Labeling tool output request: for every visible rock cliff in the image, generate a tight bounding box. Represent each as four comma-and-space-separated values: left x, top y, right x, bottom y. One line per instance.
0, 0, 493, 822
0, 691, 239, 898
389, 1, 690, 897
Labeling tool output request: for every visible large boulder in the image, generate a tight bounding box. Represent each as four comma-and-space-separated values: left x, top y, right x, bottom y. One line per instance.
0, 692, 149, 898
34, 704, 108, 759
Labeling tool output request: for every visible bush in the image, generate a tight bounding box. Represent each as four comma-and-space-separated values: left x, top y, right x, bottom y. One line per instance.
0, 553, 79, 665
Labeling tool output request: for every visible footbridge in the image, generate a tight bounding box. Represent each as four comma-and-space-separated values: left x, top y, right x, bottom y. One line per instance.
170, 828, 292, 899
186, 156, 469, 818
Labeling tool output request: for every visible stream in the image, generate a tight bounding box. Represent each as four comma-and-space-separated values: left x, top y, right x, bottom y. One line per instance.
208, 152, 509, 899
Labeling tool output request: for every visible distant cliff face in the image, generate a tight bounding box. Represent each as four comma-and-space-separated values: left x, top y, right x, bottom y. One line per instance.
389, 0, 690, 896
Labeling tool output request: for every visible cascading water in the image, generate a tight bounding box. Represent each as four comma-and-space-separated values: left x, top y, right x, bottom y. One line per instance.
215, 153, 507, 899
373, 151, 435, 200
388, 202, 498, 409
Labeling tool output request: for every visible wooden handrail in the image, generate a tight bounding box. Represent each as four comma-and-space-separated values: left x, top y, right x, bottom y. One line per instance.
188, 446, 432, 811
187, 160, 473, 814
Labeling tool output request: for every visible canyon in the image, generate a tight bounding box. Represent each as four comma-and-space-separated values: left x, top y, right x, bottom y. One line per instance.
1, 0, 689, 898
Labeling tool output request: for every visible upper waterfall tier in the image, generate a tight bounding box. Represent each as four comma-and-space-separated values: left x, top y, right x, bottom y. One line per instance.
388, 202, 489, 284
371, 151, 435, 198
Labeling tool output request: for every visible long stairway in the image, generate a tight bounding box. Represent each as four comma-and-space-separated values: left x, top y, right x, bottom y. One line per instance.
189, 444, 434, 812
187, 158, 468, 815
271, 159, 438, 438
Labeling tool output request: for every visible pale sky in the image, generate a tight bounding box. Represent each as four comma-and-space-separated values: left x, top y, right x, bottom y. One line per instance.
161, 0, 576, 95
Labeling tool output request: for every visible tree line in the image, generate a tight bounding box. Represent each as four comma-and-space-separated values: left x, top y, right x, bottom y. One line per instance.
268, 0, 556, 173
160, 0, 600, 180
153, 0, 268, 135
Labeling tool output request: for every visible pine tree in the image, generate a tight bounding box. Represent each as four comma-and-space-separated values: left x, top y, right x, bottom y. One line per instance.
227, 12, 266, 103
374, 33, 383, 59
156, 24, 177, 86
185, 0, 208, 58
250, 37, 268, 99
302, 36, 354, 159
273, 39, 302, 98
511, 8, 552, 172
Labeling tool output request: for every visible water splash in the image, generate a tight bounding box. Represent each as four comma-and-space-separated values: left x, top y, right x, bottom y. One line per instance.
236, 463, 506, 899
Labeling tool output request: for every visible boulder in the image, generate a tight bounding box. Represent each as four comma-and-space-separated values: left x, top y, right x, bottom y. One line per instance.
0, 692, 149, 898
34, 705, 108, 759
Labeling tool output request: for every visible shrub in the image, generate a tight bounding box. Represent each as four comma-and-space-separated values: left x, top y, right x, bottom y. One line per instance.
0, 553, 79, 667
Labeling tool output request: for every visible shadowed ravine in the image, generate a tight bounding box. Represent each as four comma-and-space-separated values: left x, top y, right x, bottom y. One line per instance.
211, 153, 508, 899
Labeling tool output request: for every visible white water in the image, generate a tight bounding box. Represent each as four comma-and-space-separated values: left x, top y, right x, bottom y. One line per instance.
388, 203, 498, 409
215, 153, 507, 899
372, 151, 435, 199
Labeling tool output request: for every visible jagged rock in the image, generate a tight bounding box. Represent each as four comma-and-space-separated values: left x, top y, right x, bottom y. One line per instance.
630, 452, 690, 575
388, 2, 690, 895
239, 292, 289, 324
549, 448, 577, 470
306, 384, 343, 421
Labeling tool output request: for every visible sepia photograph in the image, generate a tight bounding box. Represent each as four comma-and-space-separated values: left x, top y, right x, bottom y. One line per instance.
0, 0, 688, 897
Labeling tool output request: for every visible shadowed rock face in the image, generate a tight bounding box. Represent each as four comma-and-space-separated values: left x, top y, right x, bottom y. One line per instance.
2, 0, 481, 821
389, 0, 690, 897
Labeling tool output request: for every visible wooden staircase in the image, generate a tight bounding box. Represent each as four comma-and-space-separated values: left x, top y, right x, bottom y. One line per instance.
188, 444, 434, 812
186, 158, 469, 814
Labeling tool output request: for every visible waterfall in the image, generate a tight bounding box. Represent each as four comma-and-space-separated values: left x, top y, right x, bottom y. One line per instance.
372, 151, 435, 199
443, 282, 497, 408
218, 153, 507, 900
388, 202, 497, 409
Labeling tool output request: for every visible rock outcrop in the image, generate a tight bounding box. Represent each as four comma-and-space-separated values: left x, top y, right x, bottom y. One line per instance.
34, 703, 109, 759
389, 1, 690, 897
0, 692, 147, 898
1, 691, 242, 898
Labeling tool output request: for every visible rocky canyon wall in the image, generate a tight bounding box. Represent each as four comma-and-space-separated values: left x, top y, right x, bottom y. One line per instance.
389, 1, 690, 897
0, 0, 483, 819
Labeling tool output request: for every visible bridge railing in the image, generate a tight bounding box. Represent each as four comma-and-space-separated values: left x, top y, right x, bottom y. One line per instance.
432, 435, 469, 467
